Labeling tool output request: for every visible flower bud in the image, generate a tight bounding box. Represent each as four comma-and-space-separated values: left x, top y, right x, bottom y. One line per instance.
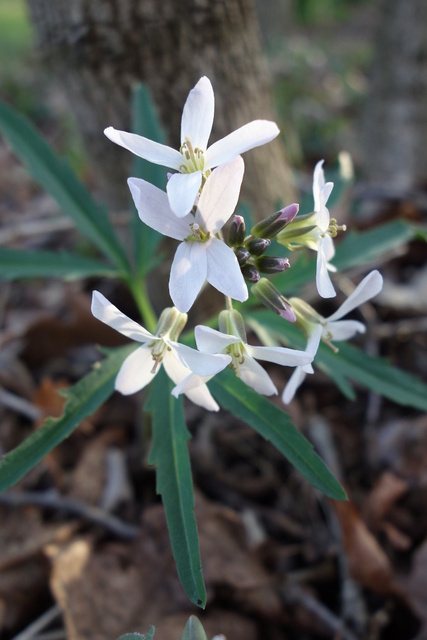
234, 246, 251, 266
251, 278, 296, 322
245, 237, 271, 256
251, 203, 299, 239
255, 256, 290, 274
228, 215, 246, 246
241, 264, 260, 283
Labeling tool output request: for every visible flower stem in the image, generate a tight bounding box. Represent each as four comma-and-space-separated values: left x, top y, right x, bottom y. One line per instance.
127, 276, 157, 333
225, 296, 233, 311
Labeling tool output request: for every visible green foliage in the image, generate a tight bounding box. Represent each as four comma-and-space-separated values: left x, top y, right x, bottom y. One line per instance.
248, 310, 427, 412
210, 368, 347, 500
0, 99, 130, 274
118, 629, 155, 640
0, 345, 134, 493
182, 617, 208, 640
0, 247, 119, 280
146, 368, 206, 608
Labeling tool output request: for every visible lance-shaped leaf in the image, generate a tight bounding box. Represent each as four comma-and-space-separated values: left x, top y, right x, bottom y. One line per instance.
209, 368, 347, 500
0, 345, 134, 493
0, 247, 120, 280
248, 310, 427, 412
0, 99, 130, 273
146, 367, 206, 607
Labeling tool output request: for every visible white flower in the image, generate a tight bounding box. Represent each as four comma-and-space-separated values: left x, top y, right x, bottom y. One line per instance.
173, 310, 313, 399
282, 270, 383, 403
105, 76, 280, 217
128, 156, 248, 313
278, 160, 346, 299
91, 291, 231, 411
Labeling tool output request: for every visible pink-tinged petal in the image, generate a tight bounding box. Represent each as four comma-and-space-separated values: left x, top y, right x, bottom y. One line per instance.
316, 241, 336, 298
180, 77, 215, 150
104, 127, 182, 169
206, 237, 248, 302
326, 319, 366, 342
195, 325, 241, 354
115, 345, 157, 394
165, 339, 231, 376
205, 120, 280, 170
91, 291, 154, 343
196, 157, 244, 233
282, 366, 308, 404
245, 344, 313, 368
166, 171, 202, 218
239, 356, 278, 396
171, 373, 220, 412
128, 178, 191, 240
169, 241, 207, 312
327, 270, 383, 322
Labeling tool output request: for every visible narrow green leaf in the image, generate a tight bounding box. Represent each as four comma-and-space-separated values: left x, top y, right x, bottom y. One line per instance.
0, 99, 129, 272
248, 310, 427, 412
182, 617, 207, 640
0, 345, 133, 493
209, 368, 347, 501
131, 84, 167, 276
0, 247, 119, 280
146, 368, 206, 607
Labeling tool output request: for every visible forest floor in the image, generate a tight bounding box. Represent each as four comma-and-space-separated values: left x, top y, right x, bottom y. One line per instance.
1, 2, 427, 640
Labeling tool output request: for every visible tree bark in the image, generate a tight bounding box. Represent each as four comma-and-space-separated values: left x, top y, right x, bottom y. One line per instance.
362, 0, 427, 193
26, 0, 294, 216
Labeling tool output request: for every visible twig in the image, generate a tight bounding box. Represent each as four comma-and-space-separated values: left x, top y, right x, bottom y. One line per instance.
0, 489, 140, 540
0, 387, 42, 421
11, 605, 62, 640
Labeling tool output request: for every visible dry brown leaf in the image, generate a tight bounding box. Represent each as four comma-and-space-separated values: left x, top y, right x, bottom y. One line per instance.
364, 472, 409, 527
333, 500, 403, 597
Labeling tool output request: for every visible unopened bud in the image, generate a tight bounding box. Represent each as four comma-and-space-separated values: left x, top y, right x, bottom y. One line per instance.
241, 264, 260, 283
251, 203, 299, 239
228, 215, 246, 246
255, 256, 290, 274
245, 237, 271, 256
234, 246, 250, 266
252, 278, 296, 322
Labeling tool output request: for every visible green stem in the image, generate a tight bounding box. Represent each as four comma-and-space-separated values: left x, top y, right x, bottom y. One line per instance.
127, 276, 158, 333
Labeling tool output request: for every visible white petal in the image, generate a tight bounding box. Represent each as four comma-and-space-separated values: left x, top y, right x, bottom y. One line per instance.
322, 233, 336, 264
306, 324, 323, 357
171, 373, 220, 412
239, 355, 278, 396
205, 120, 280, 169
104, 127, 182, 170
166, 171, 202, 218
196, 157, 244, 233
316, 240, 336, 298
91, 291, 154, 343
195, 325, 241, 354
282, 366, 308, 404
327, 270, 383, 322
180, 77, 215, 150
162, 349, 192, 386
313, 160, 325, 211
206, 237, 248, 303
165, 339, 231, 375
169, 241, 207, 312
128, 178, 190, 240
245, 344, 313, 368
325, 319, 366, 342
115, 345, 157, 395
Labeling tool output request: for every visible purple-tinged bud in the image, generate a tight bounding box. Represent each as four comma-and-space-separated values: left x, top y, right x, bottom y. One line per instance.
245, 237, 271, 256
255, 256, 291, 274
228, 215, 246, 246
234, 246, 251, 266
251, 203, 299, 239
241, 264, 260, 283
251, 278, 296, 323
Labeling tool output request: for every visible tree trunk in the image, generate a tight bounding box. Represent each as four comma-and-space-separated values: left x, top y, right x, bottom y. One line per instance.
362, 0, 427, 194
26, 0, 294, 216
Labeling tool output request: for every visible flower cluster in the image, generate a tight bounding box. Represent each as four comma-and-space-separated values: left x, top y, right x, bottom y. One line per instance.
94, 76, 382, 409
